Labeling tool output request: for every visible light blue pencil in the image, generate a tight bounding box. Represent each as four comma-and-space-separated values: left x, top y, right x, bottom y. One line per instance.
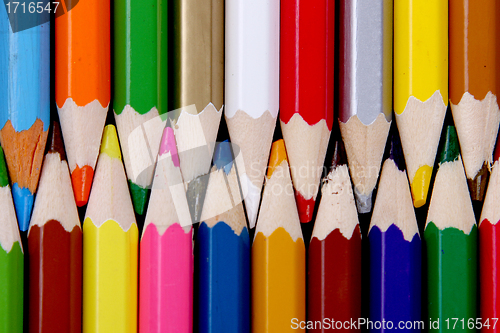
0, 11, 50, 231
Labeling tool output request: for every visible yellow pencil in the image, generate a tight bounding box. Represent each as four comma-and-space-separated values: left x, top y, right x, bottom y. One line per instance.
82, 125, 139, 333
394, 0, 448, 208
252, 139, 306, 332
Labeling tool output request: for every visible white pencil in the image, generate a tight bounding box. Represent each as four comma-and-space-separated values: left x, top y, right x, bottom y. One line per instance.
225, 0, 279, 228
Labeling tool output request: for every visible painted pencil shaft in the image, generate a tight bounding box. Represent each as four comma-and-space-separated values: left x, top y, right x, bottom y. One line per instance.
114, 0, 165, 215
83, 126, 138, 333
0, 11, 49, 231
338, 0, 392, 213
425, 124, 477, 331
394, 0, 448, 208
140, 126, 193, 333
479, 135, 500, 331
197, 141, 250, 332
170, 0, 224, 223
449, 0, 500, 201
369, 129, 421, 329
55, 0, 109, 207
225, 0, 279, 228
0, 147, 23, 333
308, 139, 361, 332
252, 140, 305, 332
280, 0, 334, 222
140, 224, 192, 333
28, 123, 82, 333
171, 0, 223, 111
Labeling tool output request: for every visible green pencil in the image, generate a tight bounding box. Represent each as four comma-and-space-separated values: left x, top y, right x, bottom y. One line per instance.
425, 122, 477, 332
0, 146, 23, 333
114, 0, 167, 215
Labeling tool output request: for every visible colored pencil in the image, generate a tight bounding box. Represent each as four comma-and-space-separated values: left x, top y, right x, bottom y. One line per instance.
225, 0, 279, 228
252, 139, 305, 332
338, 0, 392, 213
114, 0, 167, 215
394, 0, 448, 208
139, 126, 193, 333
55, 0, 109, 207
449, 0, 500, 202
369, 127, 421, 327
307, 136, 361, 332
0, 9, 50, 231
170, 0, 224, 223
425, 123, 477, 329
28, 122, 82, 333
479, 134, 500, 330
82, 125, 138, 333
0, 146, 23, 333
280, 0, 334, 222
197, 140, 250, 332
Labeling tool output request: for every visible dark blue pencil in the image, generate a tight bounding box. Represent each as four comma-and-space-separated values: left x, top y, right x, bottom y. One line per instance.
196, 140, 250, 333
369, 128, 421, 331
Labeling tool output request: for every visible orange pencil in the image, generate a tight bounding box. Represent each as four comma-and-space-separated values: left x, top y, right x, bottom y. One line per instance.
55, 0, 109, 207
252, 139, 306, 332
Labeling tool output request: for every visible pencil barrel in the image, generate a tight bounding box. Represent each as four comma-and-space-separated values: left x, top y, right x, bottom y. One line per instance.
308, 228, 362, 332
82, 220, 138, 333
139, 224, 193, 333
369, 225, 421, 330
425, 223, 477, 332
28, 221, 82, 333
196, 222, 250, 333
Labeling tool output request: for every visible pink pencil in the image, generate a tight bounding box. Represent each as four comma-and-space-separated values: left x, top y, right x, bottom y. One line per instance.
139, 126, 193, 333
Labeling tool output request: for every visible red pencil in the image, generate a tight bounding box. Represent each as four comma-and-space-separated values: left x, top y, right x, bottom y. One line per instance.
480, 133, 500, 332
280, 0, 334, 222
28, 122, 82, 333
308, 137, 361, 332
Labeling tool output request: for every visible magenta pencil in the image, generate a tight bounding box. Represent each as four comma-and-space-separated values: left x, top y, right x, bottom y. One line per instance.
139, 126, 193, 333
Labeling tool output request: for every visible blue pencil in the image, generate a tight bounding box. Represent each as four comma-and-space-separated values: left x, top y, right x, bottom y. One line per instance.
0, 11, 50, 231
196, 140, 250, 333
369, 128, 421, 331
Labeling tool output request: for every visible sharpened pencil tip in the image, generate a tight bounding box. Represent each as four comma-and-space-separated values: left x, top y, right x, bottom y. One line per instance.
49, 121, 66, 161
12, 183, 34, 231
267, 139, 287, 179
72, 165, 94, 207
295, 191, 315, 223
214, 140, 233, 175
129, 181, 149, 215
159, 127, 179, 167
0, 147, 8, 188
354, 191, 373, 213
411, 165, 432, 208
100, 125, 122, 160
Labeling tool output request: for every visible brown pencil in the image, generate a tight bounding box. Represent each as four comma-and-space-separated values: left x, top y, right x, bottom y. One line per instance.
28, 122, 82, 333
449, 0, 500, 201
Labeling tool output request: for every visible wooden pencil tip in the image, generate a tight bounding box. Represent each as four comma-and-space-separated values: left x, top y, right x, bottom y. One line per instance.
213, 140, 233, 175
467, 163, 488, 202
295, 191, 315, 223
100, 125, 122, 160
411, 165, 432, 208
267, 139, 287, 179
387, 126, 405, 171
329, 138, 347, 170
438, 124, 460, 165
0, 147, 8, 188
49, 121, 66, 161
72, 165, 94, 207
129, 181, 149, 215
159, 126, 180, 167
